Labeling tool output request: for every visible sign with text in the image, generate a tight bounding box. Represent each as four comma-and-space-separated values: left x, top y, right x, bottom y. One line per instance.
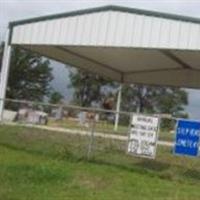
127, 114, 159, 159
174, 119, 200, 157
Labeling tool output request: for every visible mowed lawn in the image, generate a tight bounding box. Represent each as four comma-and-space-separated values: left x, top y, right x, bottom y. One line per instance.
0, 125, 200, 200
48, 118, 175, 142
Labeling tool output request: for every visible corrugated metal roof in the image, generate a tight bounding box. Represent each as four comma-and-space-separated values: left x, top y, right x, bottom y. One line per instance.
10, 9, 200, 50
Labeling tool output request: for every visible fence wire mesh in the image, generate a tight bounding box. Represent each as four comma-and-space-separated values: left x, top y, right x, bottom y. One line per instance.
1, 98, 176, 158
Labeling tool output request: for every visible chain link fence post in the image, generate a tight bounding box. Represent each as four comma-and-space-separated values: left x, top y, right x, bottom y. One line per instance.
87, 111, 96, 160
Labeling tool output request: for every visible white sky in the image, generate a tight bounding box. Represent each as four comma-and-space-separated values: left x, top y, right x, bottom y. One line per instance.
1, 0, 200, 118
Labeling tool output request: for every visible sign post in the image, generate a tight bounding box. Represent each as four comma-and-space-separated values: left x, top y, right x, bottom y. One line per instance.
127, 114, 160, 159
174, 119, 200, 157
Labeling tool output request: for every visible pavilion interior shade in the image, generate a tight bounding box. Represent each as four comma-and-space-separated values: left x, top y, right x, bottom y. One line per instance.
20, 45, 200, 88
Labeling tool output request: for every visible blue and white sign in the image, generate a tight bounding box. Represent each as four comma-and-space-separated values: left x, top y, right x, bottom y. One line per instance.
174, 119, 200, 157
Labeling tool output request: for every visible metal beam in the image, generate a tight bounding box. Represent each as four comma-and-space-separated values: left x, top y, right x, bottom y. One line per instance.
124, 67, 183, 75
160, 50, 192, 69
0, 29, 12, 121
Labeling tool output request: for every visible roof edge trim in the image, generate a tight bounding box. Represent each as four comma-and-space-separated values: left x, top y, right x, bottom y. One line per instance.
9, 5, 200, 28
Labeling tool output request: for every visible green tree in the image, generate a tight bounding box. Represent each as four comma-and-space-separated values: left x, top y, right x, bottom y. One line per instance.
121, 84, 188, 116
49, 91, 63, 104
121, 85, 155, 113
0, 43, 53, 101
121, 84, 188, 128
69, 69, 116, 107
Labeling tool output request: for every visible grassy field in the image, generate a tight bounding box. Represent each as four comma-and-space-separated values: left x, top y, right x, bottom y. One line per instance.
48, 117, 129, 135
48, 118, 174, 142
0, 125, 199, 200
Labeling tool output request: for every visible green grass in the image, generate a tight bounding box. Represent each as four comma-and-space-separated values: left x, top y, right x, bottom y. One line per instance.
159, 130, 174, 142
48, 118, 129, 135
48, 118, 173, 141
0, 125, 199, 200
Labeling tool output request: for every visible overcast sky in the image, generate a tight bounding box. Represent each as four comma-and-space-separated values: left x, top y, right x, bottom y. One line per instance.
1, 0, 200, 118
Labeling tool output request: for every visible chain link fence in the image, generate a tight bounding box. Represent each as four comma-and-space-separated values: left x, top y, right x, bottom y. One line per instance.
1, 98, 176, 159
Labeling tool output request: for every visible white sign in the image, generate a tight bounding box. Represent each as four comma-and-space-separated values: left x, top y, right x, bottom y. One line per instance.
127, 114, 159, 159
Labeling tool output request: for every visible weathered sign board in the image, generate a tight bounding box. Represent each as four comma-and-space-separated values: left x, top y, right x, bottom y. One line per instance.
174, 119, 200, 157
127, 114, 160, 159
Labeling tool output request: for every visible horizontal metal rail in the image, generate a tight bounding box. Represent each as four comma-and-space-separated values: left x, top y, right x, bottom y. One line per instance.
2, 98, 178, 120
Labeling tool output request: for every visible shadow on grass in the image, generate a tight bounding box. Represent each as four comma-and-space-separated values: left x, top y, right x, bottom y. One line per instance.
135, 160, 170, 172
88, 157, 169, 179
183, 169, 200, 181
0, 142, 87, 162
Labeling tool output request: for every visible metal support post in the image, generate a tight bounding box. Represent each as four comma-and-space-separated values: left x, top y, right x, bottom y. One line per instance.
114, 84, 122, 131
0, 29, 12, 121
